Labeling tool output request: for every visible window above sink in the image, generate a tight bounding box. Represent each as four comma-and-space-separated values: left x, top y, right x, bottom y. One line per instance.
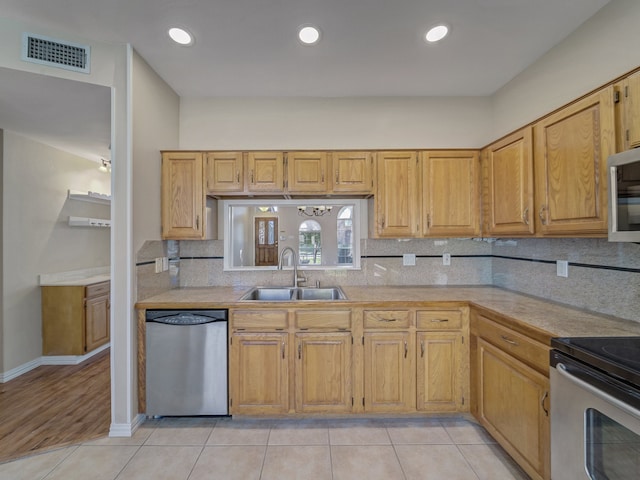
223, 199, 364, 271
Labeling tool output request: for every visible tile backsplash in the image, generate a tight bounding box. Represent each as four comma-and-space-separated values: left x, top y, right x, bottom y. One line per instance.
136, 237, 640, 323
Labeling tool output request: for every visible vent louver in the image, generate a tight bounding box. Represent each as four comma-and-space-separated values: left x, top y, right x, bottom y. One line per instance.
22, 33, 90, 74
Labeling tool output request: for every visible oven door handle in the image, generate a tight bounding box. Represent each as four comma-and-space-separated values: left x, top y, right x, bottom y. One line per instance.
556, 363, 640, 419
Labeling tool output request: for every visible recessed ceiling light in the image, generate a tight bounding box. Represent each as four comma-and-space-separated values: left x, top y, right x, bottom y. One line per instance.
298, 25, 321, 45
168, 27, 193, 46
425, 24, 449, 43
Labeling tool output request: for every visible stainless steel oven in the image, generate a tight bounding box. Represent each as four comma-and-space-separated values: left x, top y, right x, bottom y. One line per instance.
550, 337, 640, 479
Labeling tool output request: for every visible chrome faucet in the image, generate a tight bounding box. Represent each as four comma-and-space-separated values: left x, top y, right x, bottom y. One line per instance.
278, 246, 305, 287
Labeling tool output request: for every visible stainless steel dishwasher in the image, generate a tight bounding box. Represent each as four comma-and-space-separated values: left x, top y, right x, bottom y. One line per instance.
145, 309, 228, 416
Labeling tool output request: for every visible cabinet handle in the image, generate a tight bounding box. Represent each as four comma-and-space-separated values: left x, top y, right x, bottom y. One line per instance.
426, 213, 431, 228
430, 318, 449, 323
196, 215, 200, 229
500, 335, 518, 346
404, 340, 408, 358
321, 171, 325, 183
236, 171, 240, 183
335, 170, 339, 184
250, 170, 254, 183
541, 391, 549, 416
282, 341, 285, 359
381, 216, 385, 228
523, 207, 529, 225
539, 205, 547, 225
298, 343, 302, 359
420, 340, 425, 358
380, 317, 397, 322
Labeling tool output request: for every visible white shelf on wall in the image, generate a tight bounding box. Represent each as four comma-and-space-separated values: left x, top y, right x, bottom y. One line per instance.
68, 216, 111, 228
68, 190, 111, 205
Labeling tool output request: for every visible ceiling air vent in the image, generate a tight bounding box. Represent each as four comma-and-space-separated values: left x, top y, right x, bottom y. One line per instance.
22, 32, 90, 74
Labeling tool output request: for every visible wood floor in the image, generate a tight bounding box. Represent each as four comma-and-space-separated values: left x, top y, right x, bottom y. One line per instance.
0, 348, 110, 463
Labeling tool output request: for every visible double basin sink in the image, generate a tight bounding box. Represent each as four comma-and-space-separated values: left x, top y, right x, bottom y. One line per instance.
240, 286, 347, 301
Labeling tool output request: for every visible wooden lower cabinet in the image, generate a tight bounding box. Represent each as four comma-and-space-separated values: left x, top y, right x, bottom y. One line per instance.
295, 332, 352, 413
229, 332, 289, 414
471, 308, 551, 480
477, 339, 550, 480
364, 331, 415, 412
42, 281, 110, 355
416, 332, 463, 412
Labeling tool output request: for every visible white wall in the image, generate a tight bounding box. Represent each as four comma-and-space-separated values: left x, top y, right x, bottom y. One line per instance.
179, 97, 492, 150
491, 0, 640, 140
2, 132, 111, 371
132, 51, 180, 257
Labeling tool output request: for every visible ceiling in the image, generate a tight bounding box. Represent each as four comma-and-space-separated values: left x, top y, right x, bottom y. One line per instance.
0, 0, 611, 159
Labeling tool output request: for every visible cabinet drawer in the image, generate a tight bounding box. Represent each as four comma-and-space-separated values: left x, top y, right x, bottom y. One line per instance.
477, 315, 549, 374
416, 310, 462, 330
295, 310, 351, 330
86, 281, 110, 298
232, 310, 288, 330
364, 310, 410, 329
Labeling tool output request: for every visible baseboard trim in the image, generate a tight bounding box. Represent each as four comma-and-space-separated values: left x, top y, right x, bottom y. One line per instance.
0, 357, 42, 383
0, 343, 111, 383
41, 343, 111, 366
109, 413, 146, 437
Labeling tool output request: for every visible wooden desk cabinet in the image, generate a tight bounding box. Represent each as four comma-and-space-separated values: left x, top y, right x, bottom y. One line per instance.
42, 281, 110, 355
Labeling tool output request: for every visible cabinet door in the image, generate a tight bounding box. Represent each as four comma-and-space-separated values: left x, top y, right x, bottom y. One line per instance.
478, 338, 550, 480
534, 87, 615, 235
287, 152, 328, 193
205, 151, 244, 194
375, 151, 420, 238
229, 333, 289, 414
247, 152, 285, 192
331, 151, 374, 194
618, 71, 640, 151
363, 331, 414, 412
421, 150, 480, 237
85, 294, 110, 353
416, 332, 462, 412
482, 129, 535, 236
295, 332, 352, 413
161, 152, 204, 239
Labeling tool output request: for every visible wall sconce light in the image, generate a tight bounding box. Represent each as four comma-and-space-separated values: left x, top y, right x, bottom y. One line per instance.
98, 158, 111, 173
298, 205, 333, 217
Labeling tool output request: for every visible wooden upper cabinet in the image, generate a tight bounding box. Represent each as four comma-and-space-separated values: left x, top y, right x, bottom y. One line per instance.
374, 151, 420, 238
615, 71, 640, 151
247, 151, 285, 193
205, 151, 244, 194
482, 128, 535, 236
533, 86, 615, 235
161, 151, 204, 239
421, 150, 480, 237
287, 151, 329, 193
331, 151, 374, 194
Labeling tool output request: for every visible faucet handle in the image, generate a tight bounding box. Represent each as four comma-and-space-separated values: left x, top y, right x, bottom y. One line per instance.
315, 280, 320, 288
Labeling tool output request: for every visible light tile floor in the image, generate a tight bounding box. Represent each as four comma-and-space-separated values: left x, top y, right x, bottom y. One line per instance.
0, 416, 530, 480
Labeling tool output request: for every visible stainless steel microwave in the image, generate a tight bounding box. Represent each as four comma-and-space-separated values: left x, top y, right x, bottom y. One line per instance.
608, 149, 640, 242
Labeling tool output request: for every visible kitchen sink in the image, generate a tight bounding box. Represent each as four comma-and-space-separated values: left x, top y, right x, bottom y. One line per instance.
239, 287, 297, 301
296, 287, 347, 300
239, 286, 347, 301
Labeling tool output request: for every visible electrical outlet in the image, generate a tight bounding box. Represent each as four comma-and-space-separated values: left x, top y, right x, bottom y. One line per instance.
403, 253, 416, 266
162, 257, 169, 271
557, 260, 569, 277
443, 253, 451, 266
155, 258, 162, 273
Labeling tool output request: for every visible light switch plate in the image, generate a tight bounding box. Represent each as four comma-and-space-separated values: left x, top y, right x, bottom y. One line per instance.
155, 258, 162, 273
443, 253, 451, 266
403, 254, 416, 266
557, 260, 569, 277
162, 257, 169, 271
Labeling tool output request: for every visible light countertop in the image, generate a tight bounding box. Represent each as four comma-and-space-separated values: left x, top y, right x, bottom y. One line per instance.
135, 285, 640, 340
